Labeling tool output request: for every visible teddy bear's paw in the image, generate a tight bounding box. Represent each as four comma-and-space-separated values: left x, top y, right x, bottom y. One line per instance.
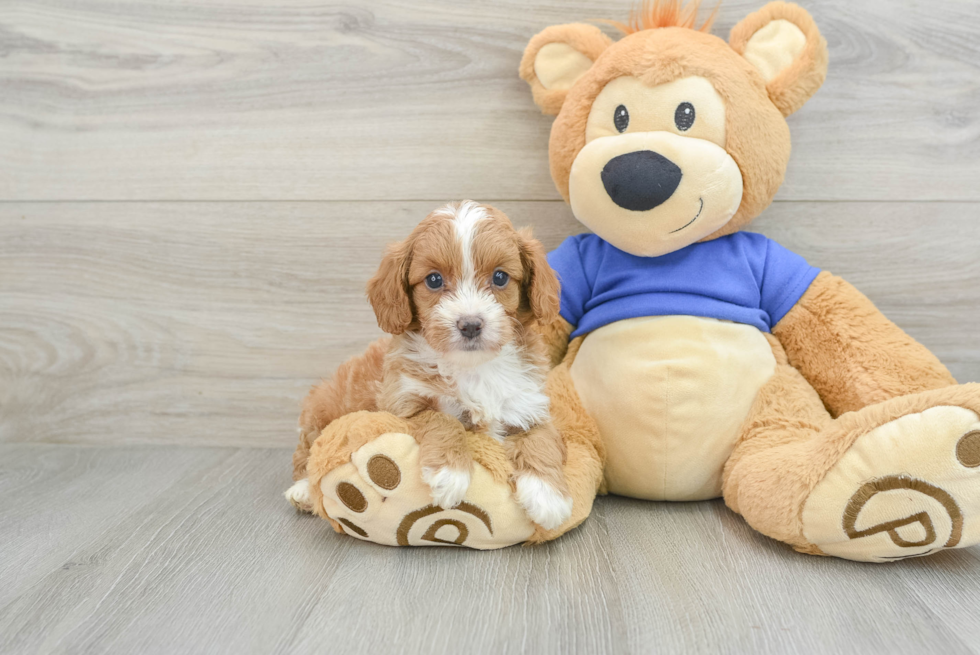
284, 478, 314, 513
803, 406, 980, 562
316, 431, 535, 549
421, 466, 472, 510
515, 474, 574, 531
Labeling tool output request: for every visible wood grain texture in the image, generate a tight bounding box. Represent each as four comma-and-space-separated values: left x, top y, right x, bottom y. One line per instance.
0, 445, 233, 608
2, 444, 980, 655
602, 497, 979, 654
1, 0, 979, 201
1, 200, 976, 447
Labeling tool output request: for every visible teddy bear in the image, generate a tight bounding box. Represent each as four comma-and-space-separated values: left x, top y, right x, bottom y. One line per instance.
290, 0, 980, 562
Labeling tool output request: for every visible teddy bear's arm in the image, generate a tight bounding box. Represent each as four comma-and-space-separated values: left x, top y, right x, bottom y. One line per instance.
772, 271, 956, 418
536, 314, 574, 369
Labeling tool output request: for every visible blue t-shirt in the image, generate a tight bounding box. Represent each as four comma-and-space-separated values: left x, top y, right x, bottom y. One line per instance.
547, 232, 820, 338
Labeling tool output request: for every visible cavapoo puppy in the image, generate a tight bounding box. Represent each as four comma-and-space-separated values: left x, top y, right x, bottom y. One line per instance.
287, 201, 573, 530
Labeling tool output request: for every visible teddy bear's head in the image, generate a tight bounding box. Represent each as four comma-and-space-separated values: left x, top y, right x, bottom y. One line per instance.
520, 0, 828, 257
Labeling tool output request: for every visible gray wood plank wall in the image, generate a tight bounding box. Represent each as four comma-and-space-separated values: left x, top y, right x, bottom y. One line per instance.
1, 1, 979, 442
2, 201, 978, 447
3, 0, 980, 201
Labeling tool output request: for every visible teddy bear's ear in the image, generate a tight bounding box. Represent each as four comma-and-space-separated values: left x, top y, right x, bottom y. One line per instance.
729, 2, 828, 117
519, 24, 612, 116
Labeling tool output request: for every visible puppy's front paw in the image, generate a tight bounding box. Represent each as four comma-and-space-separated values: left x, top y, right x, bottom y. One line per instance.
285, 479, 314, 513
422, 466, 472, 509
515, 474, 573, 531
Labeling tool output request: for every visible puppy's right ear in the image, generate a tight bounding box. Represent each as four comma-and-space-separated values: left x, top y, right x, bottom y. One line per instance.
519, 24, 611, 116
367, 240, 414, 335
518, 227, 561, 326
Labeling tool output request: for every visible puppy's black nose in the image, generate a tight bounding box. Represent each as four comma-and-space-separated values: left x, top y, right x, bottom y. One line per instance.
457, 317, 483, 339
601, 150, 682, 211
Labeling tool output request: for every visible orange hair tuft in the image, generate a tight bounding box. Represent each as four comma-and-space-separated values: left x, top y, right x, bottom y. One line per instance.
603, 0, 719, 35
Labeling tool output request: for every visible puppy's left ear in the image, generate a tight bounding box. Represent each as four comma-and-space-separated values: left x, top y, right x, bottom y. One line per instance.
518, 228, 561, 325
729, 2, 828, 116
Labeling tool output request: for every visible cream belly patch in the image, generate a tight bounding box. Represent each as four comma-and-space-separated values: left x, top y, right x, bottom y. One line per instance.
570, 316, 777, 501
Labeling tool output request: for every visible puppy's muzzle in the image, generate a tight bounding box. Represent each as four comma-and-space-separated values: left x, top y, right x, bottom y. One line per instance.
601, 150, 683, 212
456, 316, 484, 340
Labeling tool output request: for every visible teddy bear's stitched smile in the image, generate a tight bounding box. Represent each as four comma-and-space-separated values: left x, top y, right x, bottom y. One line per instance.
669, 197, 704, 234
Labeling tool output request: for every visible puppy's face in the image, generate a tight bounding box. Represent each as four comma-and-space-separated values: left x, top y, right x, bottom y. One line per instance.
368, 201, 560, 365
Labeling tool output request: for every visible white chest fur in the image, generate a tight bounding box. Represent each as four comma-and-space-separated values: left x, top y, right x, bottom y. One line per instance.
398, 334, 551, 441
440, 345, 550, 439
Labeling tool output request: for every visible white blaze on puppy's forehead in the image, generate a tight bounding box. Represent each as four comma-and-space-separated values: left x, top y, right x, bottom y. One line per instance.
434, 200, 489, 282
431, 201, 500, 344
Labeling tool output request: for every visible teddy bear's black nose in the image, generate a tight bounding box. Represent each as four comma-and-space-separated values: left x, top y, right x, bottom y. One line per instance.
601, 151, 683, 211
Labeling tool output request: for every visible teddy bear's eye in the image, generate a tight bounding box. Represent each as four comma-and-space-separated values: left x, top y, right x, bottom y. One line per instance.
424, 272, 443, 290
675, 102, 695, 131
614, 105, 629, 133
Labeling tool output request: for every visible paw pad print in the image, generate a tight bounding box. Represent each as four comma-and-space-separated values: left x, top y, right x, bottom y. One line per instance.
317, 432, 534, 549
956, 430, 980, 469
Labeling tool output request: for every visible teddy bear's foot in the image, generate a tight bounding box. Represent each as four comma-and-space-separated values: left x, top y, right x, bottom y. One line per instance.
313, 430, 536, 549
803, 405, 980, 562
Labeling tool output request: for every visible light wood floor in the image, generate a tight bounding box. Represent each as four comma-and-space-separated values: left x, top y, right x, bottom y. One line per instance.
2, 0, 980, 653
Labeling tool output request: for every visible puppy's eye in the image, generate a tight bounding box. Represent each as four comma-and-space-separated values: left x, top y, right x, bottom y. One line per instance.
614, 104, 629, 133
675, 102, 695, 131
491, 270, 509, 287
424, 272, 443, 290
